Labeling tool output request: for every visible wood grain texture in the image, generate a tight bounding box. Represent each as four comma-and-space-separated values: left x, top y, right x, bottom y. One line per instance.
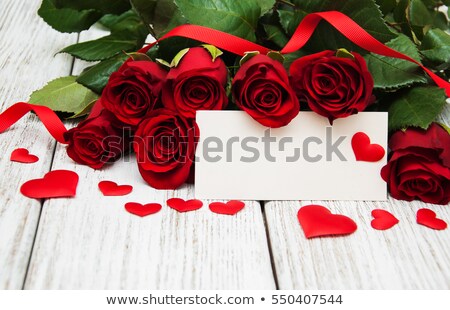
24, 152, 276, 289
265, 106, 450, 289
0, 0, 76, 289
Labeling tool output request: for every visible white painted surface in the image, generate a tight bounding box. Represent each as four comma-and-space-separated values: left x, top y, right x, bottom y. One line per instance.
0, 0, 76, 289
196, 111, 388, 201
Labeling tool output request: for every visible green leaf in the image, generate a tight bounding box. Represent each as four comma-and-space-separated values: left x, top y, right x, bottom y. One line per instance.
201, 44, 223, 62
126, 52, 152, 62
375, 0, 396, 15
131, 0, 179, 37
263, 24, 289, 48
365, 34, 427, 90
76, 53, 129, 94
420, 28, 450, 66
29, 76, 98, 118
278, 0, 395, 54
59, 31, 144, 61
408, 0, 433, 28
38, 0, 102, 33
239, 51, 260, 66
99, 10, 147, 33
267, 51, 284, 63
387, 86, 447, 131
336, 48, 355, 60
175, 0, 261, 42
67, 99, 97, 119
256, 0, 275, 14
170, 48, 190, 67
52, 0, 130, 15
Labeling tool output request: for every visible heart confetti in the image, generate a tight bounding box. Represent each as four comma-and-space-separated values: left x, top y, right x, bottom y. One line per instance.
167, 198, 203, 212
297, 205, 357, 238
351, 132, 385, 162
20, 170, 78, 199
98, 181, 133, 196
371, 209, 399, 230
125, 202, 162, 217
209, 200, 245, 215
10, 148, 39, 164
417, 208, 447, 230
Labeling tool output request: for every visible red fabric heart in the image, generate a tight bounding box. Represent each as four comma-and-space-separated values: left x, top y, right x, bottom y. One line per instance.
125, 202, 162, 217
297, 205, 357, 238
209, 200, 245, 215
20, 170, 78, 199
10, 148, 39, 163
98, 181, 133, 196
417, 208, 447, 230
351, 132, 385, 162
371, 209, 399, 230
167, 198, 203, 212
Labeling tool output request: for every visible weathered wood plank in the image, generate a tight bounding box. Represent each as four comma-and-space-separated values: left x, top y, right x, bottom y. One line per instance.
24, 152, 276, 289
265, 106, 450, 289
24, 29, 276, 289
0, 0, 77, 289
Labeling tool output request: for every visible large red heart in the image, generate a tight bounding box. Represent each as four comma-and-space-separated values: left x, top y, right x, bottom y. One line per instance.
98, 181, 132, 196
125, 202, 162, 217
371, 209, 399, 230
167, 198, 203, 212
20, 170, 79, 199
351, 132, 385, 162
417, 208, 447, 230
209, 200, 245, 215
297, 205, 357, 238
10, 148, 39, 164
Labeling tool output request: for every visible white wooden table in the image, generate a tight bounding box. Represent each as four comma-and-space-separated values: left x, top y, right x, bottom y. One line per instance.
1, 0, 449, 290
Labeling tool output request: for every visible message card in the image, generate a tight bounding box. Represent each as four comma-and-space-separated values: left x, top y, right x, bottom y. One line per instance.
195, 111, 388, 201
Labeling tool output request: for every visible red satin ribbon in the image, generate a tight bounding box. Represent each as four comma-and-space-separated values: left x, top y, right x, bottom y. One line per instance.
0, 102, 68, 143
281, 11, 450, 96
138, 24, 270, 56
1, 10, 450, 143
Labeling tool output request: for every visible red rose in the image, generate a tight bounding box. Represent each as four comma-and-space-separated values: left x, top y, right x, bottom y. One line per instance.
102, 60, 166, 126
290, 50, 374, 122
134, 109, 198, 189
64, 109, 130, 169
381, 123, 450, 205
162, 47, 228, 119
232, 54, 299, 128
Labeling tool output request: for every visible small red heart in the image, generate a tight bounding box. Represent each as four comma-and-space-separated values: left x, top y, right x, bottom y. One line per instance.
417, 208, 447, 230
10, 148, 39, 164
371, 209, 399, 230
98, 181, 133, 196
209, 200, 245, 215
297, 205, 357, 238
125, 202, 162, 217
351, 132, 385, 162
167, 198, 203, 212
20, 170, 78, 199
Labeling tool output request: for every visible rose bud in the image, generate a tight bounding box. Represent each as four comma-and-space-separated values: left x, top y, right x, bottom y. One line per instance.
381, 123, 450, 205
232, 54, 299, 128
134, 109, 199, 189
290, 50, 374, 123
162, 46, 228, 119
102, 60, 167, 126
64, 109, 130, 169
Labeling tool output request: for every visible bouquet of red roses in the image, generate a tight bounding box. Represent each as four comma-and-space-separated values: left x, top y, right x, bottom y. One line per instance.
1, 0, 450, 204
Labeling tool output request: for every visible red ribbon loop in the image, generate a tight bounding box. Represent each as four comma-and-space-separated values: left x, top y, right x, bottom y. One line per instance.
281, 11, 450, 96
139, 24, 270, 56
0, 102, 68, 144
